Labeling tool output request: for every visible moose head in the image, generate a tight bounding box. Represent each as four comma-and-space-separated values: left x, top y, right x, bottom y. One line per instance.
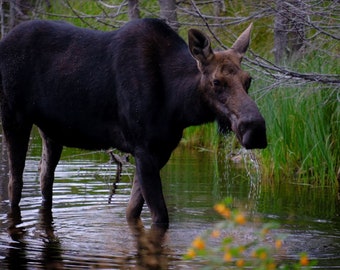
188, 24, 267, 149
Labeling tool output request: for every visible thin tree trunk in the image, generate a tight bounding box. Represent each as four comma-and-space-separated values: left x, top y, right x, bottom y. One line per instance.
128, 0, 140, 20
274, 0, 307, 64
274, 0, 288, 64
9, 0, 17, 29
288, 0, 306, 57
0, 0, 5, 37
158, 0, 178, 32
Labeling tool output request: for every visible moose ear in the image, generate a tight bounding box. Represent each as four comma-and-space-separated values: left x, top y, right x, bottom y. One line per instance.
231, 23, 253, 57
188, 29, 214, 65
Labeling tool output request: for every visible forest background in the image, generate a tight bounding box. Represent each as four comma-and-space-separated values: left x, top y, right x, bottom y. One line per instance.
0, 0, 339, 187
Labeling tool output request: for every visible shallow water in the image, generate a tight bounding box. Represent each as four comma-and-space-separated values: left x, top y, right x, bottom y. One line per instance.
0, 130, 339, 269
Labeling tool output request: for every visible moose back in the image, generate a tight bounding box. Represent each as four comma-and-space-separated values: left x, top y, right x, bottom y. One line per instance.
0, 18, 267, 227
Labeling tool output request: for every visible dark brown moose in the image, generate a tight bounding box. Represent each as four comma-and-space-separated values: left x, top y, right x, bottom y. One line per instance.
0, 18, 267, 228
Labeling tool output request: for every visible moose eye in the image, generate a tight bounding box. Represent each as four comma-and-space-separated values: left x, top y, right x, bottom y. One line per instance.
213, 79, 221, 86
244, 77, 252, 93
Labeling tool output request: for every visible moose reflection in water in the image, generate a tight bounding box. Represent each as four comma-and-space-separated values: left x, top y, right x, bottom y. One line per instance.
4, 205, 167, 270
5, 206, 64, 270
0, 18, 266, 228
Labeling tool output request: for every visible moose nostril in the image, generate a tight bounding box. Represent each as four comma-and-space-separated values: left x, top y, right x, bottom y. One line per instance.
213, 79, 221, 86
238, 118, 267, 149
238, 120, 251, 136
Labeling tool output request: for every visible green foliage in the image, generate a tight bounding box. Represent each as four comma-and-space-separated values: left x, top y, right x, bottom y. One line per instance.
183, 198, 317, 269
256, 52, 339, 186
182, 123, 220, 149
44, 0, 126, 29
262, 88, 338, 185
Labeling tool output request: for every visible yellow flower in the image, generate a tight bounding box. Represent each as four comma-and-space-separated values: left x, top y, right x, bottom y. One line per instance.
214, 203, 231, 219
210, 229, 220, 238
261, 228, 270, 236
259, 250, 267, 260
238, 246, 245, 253
192, 237, 205, 250
223, 251, 232, 262
186, 248, 196, 259
234, 213, 246, 225
222, 208, 231, 219
266, 262, 276, 270
236, 259, 245, 268
214, 203, 225, 213
300, 254, 309, 266
275, 239, 283, 249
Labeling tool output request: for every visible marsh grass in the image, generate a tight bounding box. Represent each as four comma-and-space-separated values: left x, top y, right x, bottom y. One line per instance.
255, 50, 339, 186
259, 85, 339, 186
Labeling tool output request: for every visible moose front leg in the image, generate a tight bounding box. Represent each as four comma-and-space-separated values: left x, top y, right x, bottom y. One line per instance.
127, 152, 169, 228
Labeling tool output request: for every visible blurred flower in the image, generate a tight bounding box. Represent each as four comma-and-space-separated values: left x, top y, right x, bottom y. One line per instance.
214, 203, 231, 219
210, 229, 220, 238
300, 254, 309, 266
275, 239, 283, 249
192, 237, 205, 250
267, 262, 276, 270
223, 251, 232, 262
261, 228, 270, 236
236, 259, 245, 268
259, 250, 267, 260
184, 198, 312, 269
186, 248, 196, 259
234, 213, 246, 225
238, 246, 245, 253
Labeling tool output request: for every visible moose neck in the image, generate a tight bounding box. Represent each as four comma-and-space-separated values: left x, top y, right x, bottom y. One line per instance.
167, 56, 215, 130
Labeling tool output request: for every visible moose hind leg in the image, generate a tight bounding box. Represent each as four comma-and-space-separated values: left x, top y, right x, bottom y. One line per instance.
39, 130, 63, 207
126, 174, 145, 227
2, 119, 32, 206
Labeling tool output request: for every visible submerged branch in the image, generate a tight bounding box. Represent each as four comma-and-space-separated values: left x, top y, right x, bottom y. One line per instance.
107, 150, 131, 204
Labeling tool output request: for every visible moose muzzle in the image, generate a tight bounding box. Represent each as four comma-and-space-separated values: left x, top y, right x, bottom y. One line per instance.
237, 116, 267, 149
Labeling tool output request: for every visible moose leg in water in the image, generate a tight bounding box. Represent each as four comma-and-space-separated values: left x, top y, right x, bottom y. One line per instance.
0, 111, 32, 206
133, 221, 168, 269
39, 131, 63, 207
132, 150, 169, 227
126, 174, 145, 227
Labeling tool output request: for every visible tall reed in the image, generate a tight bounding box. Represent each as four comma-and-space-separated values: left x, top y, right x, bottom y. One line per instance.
258, 85, 339, 186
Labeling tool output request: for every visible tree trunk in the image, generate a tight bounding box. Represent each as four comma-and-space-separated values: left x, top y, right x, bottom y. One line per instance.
274, 0, 307, 64
158, 0, 178, 32
274, 0, 288, 64
128, 0, 140, 20
288, 0, 306, 56
9, 0, 17, 29
0, 0, 5, 37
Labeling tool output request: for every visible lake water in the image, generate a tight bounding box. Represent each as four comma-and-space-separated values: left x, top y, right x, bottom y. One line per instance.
0, 129, 339, 269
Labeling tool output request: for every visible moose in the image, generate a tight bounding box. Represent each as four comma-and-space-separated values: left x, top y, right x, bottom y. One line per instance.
0, 18, 266, 228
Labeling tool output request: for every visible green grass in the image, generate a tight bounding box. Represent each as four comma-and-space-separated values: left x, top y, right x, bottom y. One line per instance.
259, 86, 339, 186
256, 47, 339, 186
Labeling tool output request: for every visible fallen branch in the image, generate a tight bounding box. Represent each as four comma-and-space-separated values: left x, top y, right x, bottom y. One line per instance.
107, 150, 130, 204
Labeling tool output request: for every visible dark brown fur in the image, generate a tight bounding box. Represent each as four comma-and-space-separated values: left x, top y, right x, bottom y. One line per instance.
0, 19, 266, 227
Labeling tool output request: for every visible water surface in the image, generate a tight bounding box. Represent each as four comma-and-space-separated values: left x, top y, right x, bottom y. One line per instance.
0, 131, 339, 269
